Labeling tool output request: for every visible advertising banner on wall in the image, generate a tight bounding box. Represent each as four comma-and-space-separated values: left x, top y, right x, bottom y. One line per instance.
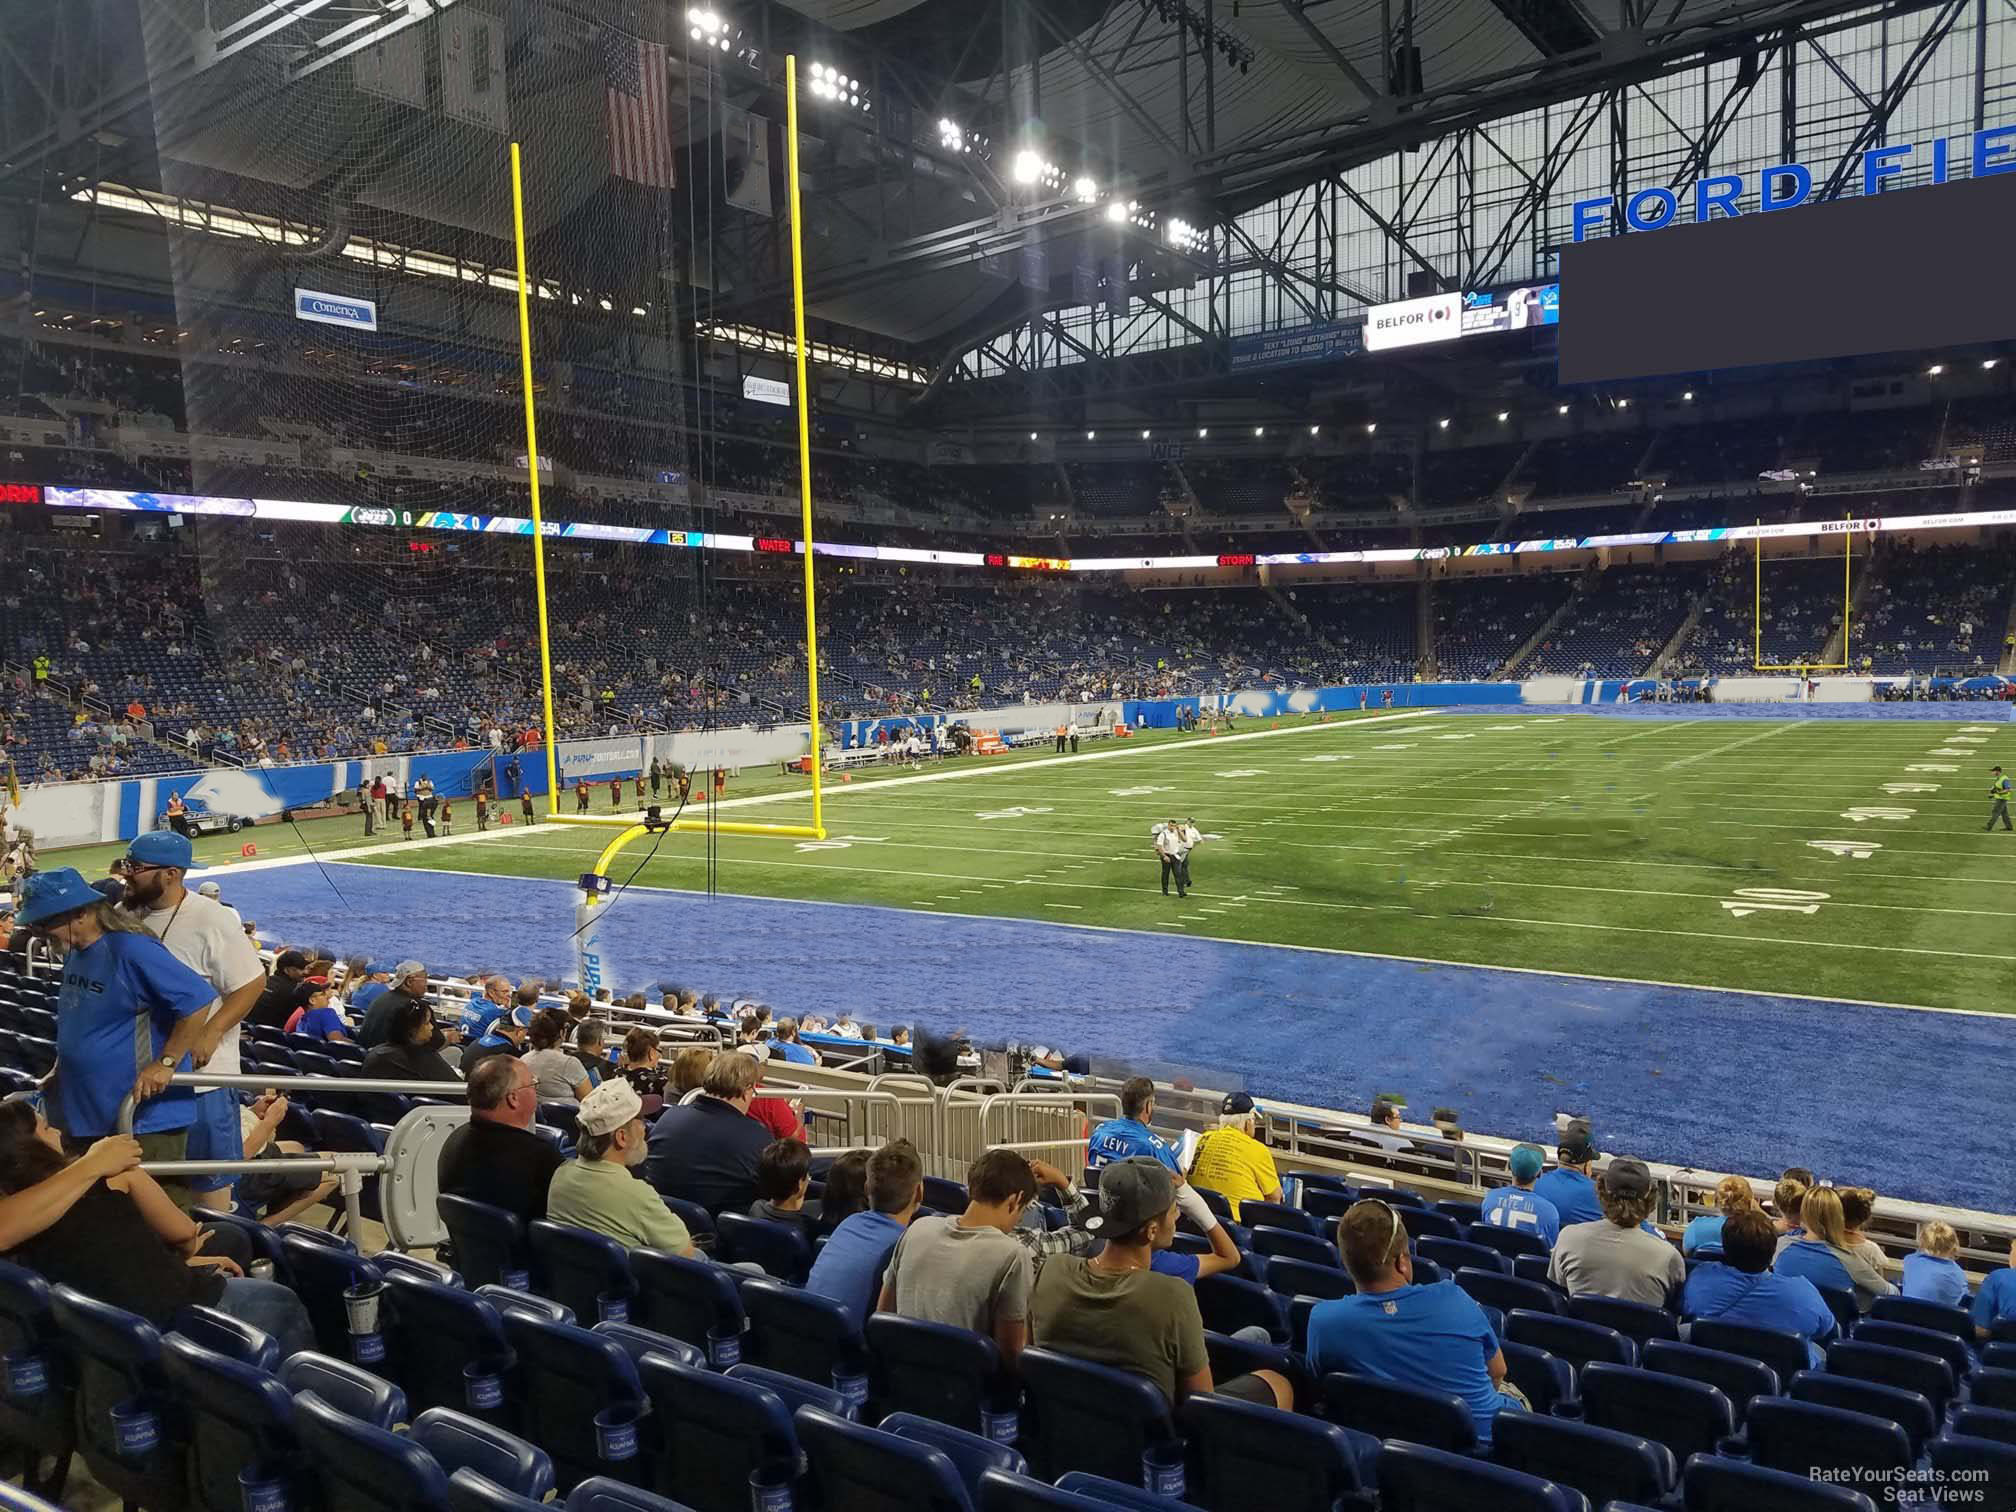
1363, 292, 1462, 351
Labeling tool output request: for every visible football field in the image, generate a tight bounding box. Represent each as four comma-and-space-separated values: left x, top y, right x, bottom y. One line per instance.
196, 707, 2016, 1016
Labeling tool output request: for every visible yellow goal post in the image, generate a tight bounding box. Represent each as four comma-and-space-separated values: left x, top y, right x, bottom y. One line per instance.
1752, 514, 1857, 673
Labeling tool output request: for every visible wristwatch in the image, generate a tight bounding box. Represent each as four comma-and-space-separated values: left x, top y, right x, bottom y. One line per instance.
156, 1056, 176, 1069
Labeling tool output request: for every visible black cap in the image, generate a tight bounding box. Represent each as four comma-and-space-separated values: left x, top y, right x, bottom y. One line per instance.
1221, 1091, 1256, 1116
1603, 1157, 1653, 1200
276, 949, 309, 972
1558, 1119, 1598, 1163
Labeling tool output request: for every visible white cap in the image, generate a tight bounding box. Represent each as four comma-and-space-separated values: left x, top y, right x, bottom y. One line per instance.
197, 880, 222, 898
577, 1077, 644, 1136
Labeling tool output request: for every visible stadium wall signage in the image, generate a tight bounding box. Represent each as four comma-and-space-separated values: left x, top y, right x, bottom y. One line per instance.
1571, 126, 2016, 241
292, 287, 379, 331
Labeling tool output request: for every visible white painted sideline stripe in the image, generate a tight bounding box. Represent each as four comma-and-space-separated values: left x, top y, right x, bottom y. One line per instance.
1661, 722, 1800, 769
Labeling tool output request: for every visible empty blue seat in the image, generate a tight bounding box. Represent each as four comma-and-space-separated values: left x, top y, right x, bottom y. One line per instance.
630, 1250, 746, 1365
49, 1285, 187, 1512
1977, 1368, 2016, 1414
1928, 1434, 2016, 1512
531, 1221, 639, 1325
595, 1321, 705, 1374
170, 1303, 280, 1373
1680, 1455, 1877, 1511
1564, 1294, 1679, 1345
715, 1213, 814, 1284
659, 1197, 718, 1249
566, 1478, 709, 1512
1433, 1201, 1483, 1227
408, 1407, 556, 1502
1016, 1347, 1177, 1484
1984, 1344, 2016, 1372
375, 1252, 464, 1289
1868, 1295, 1974, 1341
1500, 1342, 1576, 1417
1467, 1222, 1551, 1263
1248, 1226, 1340, 1268
795, 1404, 976, 1512
1416, 1237, 1507, 1276
1512, 1254, 1555, 1288
279, 1230, 384, 1360
1455, 1268, 1560, 1316
161, 1335, 301, 1512
1395, 1208, 1463, 1244
1640, 1339, 1778, 1427
499, 1310, 649, 1491
382, 1270, 516, 1417
636, 1353, 802, 1512
1490, 1413, 1676, 1509
1375, 1440, 1586, 1512
1194, 1275, 1287, 1343
1815, 1287, 1861, 1337
1787, 1370, 1936, 1459
1824, 1338, 1955, 1416
1685, 1320, 1810, 1390
296, 1388, 455, 1511
278, 1352, 408, 1430
877, 1412, 1027, 1498
865, 1314, 1013, 1438
1506, 1309, 1636, 1370
975, 1469, 1168, 1512
1179, 1389, 1368, 1512
741, 1278, 871, 1405
1238, 1200, 1316, 1236
921, 1177, 969, 1213
1264, 1257, 1353, 1301
0, 1260, 75, 1504
1953, 1405, 2016, 1447
1320, 1371, 1475, 1453
1304, 1189, 1355, 1224
440, 1195, 534, 1289
1851, 1318, 1973, 1381
1580, 1362, 1732, 1464
478, 1285, 574, 1324
1746, 1396, 1912, 1481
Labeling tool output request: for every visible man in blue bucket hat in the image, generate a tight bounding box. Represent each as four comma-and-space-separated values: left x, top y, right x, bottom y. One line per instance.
15, 867, 218, 1207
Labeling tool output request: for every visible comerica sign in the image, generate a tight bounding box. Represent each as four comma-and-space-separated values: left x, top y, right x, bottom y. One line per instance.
1571, 125, 2016, 240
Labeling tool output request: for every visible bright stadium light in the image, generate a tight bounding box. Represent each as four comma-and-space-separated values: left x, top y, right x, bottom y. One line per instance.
1253, 426, 1264, 437
1086, 429, 1096, 440
1074, 176, 1099, 204
1198, 428, 1208, 438
1986, 359, 2002, 370
1618, 398, 1630, 408
1141, 429, 1151, 439
1011, 150, 1043, 185
1309, 425, 1319, 435
1497, 411, 1509, 422
808, 62, 869, 110
1029, 431, 1038, 441
1365, 422, 1377, 434
1105, 201, 1128, 224
1928, 364, 1945, 375
1558, 404, 1569, 414
1165, 216, 1208, 254
1683, 390, 1694, 400
1438, 418, 1450, 429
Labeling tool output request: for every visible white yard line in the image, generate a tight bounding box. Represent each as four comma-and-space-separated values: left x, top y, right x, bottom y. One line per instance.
1661, 723, 1802, 769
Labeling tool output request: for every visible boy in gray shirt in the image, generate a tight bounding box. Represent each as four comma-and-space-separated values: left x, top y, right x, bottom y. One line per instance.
879, 1149, 1037, 1367
1548, 1157, 1685, 1307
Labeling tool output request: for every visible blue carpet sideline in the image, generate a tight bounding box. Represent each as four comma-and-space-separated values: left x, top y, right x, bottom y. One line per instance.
221, 859, 2016, 1215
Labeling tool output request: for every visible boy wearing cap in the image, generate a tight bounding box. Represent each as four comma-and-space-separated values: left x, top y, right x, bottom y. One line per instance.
1547, 1157, 1684, 1306
1531, 1121, 1604, 1226
1030, 1157, 1293, 1411
546, 1079, 697, 1257
1480, 1145, 1561, 1247
1186, 1092, 1282, 1221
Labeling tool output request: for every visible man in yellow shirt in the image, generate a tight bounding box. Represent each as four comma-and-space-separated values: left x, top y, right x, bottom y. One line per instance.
1186, 1092, 1283, 1221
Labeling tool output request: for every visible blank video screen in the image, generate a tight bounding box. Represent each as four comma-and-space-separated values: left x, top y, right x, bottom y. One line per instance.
1558, 171, 2016, 383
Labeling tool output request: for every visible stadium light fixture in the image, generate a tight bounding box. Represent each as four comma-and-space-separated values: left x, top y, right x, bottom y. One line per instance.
1165, 217, 1208, 254
1074, 176, 1099, 204
1253, 426, 1264, 437
1105, 201, 1127, 224
936, 118, 985, 156
1985, 359, 2001, 370
1496, 411, 1509, 422
1928, 364, 1944, 375
1011, 150, 1043, 185
1683, 390, 1694, 400
808, 62, 870, 111
1198, 427, 1208, 438
1029, 431, 1038, 441
1557, 404, 1569, 414
1438, 418, 1450, 429
1618, 398, 1630, 408
1141, 429, 1151, 439
1309, 425, 1319, 435
1365, 422, 1377, 434
1086, 429, 1096, 440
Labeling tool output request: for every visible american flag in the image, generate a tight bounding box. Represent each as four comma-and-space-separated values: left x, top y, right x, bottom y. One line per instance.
604, 30, 674, 189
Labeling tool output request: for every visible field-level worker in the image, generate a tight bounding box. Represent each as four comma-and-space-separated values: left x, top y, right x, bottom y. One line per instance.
1176, 819, 1202, 893
1989, 766, 2013, 833
1154, 820, 1186, 899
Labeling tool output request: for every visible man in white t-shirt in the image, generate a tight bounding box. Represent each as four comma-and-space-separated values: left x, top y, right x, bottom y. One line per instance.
121, 831, 266, 1211
196, 879, 243, 930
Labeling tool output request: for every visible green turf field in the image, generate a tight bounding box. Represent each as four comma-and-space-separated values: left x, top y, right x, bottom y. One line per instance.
65, 710, 2016, 1013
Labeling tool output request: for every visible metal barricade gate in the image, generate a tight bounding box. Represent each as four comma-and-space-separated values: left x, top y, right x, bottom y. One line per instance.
980, 1092, 1120, 1185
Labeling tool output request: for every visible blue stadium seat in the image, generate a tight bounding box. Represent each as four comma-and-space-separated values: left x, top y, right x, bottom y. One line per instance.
629, 1250, 746, 1365
1685, 1320, 1811, 1390
921, 1177, 969, 1213
295, 1389, 456, 1512
740, 1278, 871, 1404
1015, 1347, 1178, 1483
169, 1303, 280, 1373
1640, 1339, 1778, 1428
498, 1310, 649, 1491
660, 1197, 718, 1249
1202, 1331, 1294, 1395
1851, 1318, 1973, 1381
278, 1229, 384, 1359
1977, 1368, 2016, 1414
794, 1403, 976, 1512
1237, 1200, 1315, 1235
1179, 1389, 1370, 1512
1579, 1362, 1733, 1464
1467, 1223, 1551, 1263
865, 1314, 1013, 1438
565, 1479, 706, 1512
382, 1270, 516, 1417
1824, 1338, 1955, 1416
1395, 1208, 1464, 1244
446, 1469, 547, 1512
1564, 1295, 1679, 1345
1374, 1440, 1586, 1512
375, 1251, 464, 1289
1194, 1275, 1288, 1343
1513, 1255, 1556, 1288
1264, 1257, 1353, 1301
1952, 1406, 2016, 1447
1434, 1201, 1483, 1227
594, 1322, 705, 1373
1928, 1434, 2016, 1512
1455, 1268, 1560, 1316
1050, 1474, 1196, 1512
1384, 1190, 1426, 1208
0, 1483, 62, 1512
1500, 1342, 1576, 1417
408, 1407, 557, 1502
0, 1260, 76, 1504
1490, 1412, 1676, 1508
1868, 1295, 1975, 1341
1745, 1396, 1912, 1481
1788, 1370, 1937, 1459
195, 1211, 287, 1273
1416, 1237, 1507, 1276
278, 1351, 408, 1430
714, 1212, 814, 1284
1680, 1455, 1878, 1512
1319, 1371, 1476, 1453
877, 1412, 1027, 1498
531, 1220, 640, 1324
1985, 1344, 2016, 1372
975, 1469, 1173, 1512
1815, 1287, 1861, 1337
728, 1363, 854, 1419
1505, 1309, 1637, 1371
477, 1285, 574, 1324
1303, 1189, 1355, 1224
635, 1353, 803, 1512
1248, 1226, 1342, 1268
440, 1195, 534, 1289
161, 1335, 301, 1512
48, 1285, 188, 1512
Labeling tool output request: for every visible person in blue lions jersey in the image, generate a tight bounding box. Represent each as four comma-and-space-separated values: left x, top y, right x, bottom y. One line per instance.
1901, 1221, 1970, 1310
1086, 1077, 1183, 1173
1480, 1144, 1561, 1247
1682, 1207, 1838, 1367
16, 868, 218, 1208
1972, 1238, 2016, 1341
1531, 1121, 1604, 1227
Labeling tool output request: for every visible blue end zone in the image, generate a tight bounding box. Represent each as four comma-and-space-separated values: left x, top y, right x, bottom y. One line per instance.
224, 860, 2016, 1214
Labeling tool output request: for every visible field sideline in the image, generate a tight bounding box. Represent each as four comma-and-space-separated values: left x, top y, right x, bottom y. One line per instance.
177, 708, 2016, 1015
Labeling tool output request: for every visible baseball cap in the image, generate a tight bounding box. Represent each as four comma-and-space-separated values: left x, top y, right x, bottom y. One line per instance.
15, 868, 105, 927
1508, 1144, 1546, 1182
127, 831, 194, 870
393, 959, 426, 982
577, 1078, 643, 1136
275, 949, 310, 973
197, 880, 222, 898
1603, 1157, 1653, 1201
1221, 1091, 1256, 1116
1558, 1120, 1599, 1164
1088, 1157, 1176, 1234
505, 1006, 536, 1029
364, 962, 390, 976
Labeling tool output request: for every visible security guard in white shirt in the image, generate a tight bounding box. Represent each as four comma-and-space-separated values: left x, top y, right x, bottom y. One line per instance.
1175, 819, 1202, 893
1153, 819, 1187, 898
